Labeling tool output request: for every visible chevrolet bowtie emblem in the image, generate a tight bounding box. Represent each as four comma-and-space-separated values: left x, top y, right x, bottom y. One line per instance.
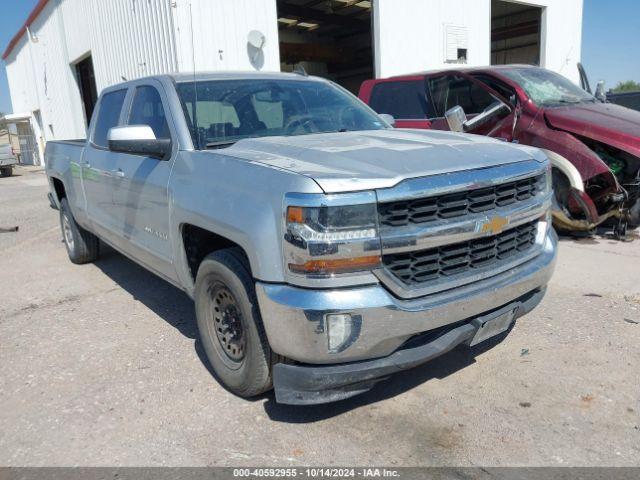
479, 216, 509, 235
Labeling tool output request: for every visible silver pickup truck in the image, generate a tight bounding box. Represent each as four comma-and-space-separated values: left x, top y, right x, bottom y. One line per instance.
0, 144, 17, 177
46, 72, 557, 405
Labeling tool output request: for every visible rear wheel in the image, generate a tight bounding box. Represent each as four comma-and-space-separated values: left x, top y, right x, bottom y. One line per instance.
194, 248, 279, 397
59, 198, 99, 264
0, 167, 12, 177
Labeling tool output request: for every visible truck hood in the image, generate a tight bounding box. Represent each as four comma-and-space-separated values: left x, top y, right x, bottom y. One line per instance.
224, 129, 543, 193
544, 102, 640, 158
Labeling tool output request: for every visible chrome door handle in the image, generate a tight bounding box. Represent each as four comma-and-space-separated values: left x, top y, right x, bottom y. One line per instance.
111, 169, 125, 178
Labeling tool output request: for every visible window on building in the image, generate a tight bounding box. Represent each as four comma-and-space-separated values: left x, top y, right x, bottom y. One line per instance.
128, 86, 170, 139
427, 75, 496, 117
92, 89, 127, 148
369, 81, 432, 119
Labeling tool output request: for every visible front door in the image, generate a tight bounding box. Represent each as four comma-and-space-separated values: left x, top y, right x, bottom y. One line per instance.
425, 71, 517, 141
109, 81, 177, 281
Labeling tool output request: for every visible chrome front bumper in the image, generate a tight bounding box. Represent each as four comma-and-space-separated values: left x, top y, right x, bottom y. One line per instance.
256, 229, 557, 364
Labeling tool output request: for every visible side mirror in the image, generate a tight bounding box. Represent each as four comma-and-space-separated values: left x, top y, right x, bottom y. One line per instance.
595, 80, 607, 102
379, 113, 395, 127
108, 125, 172, 160
446, 102, 510, 133
445, 106, 466, 133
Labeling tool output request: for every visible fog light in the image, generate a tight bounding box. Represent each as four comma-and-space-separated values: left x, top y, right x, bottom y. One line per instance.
326, 313, 353, 353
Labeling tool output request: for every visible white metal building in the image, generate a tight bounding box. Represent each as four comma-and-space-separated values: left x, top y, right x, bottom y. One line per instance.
3, 0, 584, 164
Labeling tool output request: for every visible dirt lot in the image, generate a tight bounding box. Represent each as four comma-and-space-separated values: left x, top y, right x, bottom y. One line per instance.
1, 166, 639, 466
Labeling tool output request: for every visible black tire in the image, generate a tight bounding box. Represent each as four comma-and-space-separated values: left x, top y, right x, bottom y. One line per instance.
0, 167, 12, 177
59, 197, 99, 264
194, 248, 278, 397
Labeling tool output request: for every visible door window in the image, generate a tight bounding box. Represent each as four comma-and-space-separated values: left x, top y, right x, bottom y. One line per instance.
427, 75, 496, 117
128, 86, 171, 139
92, 89, 127, 148
471, 75, 516, 103
369, 81, 433, 119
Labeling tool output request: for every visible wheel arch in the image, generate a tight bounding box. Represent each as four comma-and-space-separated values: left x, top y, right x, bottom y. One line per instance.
179, 223, 252, 287
540, 148, 584, 192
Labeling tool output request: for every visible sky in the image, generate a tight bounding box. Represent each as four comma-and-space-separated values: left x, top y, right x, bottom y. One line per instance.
0, 0, 639, 114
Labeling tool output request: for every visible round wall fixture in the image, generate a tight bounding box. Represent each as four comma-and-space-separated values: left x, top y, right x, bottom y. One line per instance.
248, 30, 266, 50
247, 30, 266, 70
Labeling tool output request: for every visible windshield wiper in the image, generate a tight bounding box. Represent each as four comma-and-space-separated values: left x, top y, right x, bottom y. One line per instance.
205, 140, 237, 149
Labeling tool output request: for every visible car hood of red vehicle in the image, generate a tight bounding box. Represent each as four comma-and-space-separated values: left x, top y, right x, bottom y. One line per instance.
544, 102, 640, 157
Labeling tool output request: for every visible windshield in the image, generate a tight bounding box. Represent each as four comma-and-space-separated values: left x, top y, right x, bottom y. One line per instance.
500, 67, 596, 107
176, 79, 387, 149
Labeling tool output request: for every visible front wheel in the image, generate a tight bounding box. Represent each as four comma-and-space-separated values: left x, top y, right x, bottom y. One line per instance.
194, 248, 279, 398
0, 167, 12, 177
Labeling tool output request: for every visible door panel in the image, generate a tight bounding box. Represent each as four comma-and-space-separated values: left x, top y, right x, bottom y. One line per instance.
82, 88, 129, 244
394, 119, 432, 129
426, 72, 517, 141
110, 82, 176, 280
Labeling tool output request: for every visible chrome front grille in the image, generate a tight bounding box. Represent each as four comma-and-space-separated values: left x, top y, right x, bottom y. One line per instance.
378, 174, 545, 227
382, 220, 538, 286
374, 160, 552, 299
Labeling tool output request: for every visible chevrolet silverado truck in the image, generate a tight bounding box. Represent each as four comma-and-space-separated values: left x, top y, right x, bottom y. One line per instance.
0, 143, 17, 177
45, 72, 557, 405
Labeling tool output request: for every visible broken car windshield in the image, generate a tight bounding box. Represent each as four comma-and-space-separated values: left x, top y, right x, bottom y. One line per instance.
176, 79, 387, 149
501, 68, 595, 107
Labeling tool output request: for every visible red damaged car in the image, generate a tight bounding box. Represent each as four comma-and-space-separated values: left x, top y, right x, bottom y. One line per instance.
359, 66, 640, 236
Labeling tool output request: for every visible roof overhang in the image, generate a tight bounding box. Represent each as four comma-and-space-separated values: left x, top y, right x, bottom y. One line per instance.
1, 113, 33, 123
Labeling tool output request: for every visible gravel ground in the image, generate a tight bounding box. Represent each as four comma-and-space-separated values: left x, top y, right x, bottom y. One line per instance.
1, 166, 639, 466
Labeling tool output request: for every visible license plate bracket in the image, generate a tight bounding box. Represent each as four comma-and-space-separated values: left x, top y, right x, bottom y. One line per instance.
468, 305, 519, 346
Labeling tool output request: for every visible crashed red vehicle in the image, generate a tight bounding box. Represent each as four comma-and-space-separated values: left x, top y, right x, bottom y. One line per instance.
359, 65, 640, 235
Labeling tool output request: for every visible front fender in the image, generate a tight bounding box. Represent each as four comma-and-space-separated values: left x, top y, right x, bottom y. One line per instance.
169, 151, 323, 295
521, 124, 612, 183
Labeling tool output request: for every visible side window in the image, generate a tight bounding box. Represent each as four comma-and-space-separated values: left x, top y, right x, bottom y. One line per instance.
369, 81, 433, 119
472, 75, 516, 103
128, 86, 170, 139
427, 75, 496, 117
92, 89, 127, 148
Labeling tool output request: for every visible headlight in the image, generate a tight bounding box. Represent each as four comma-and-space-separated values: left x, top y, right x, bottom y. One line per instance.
284, 193, 381, 278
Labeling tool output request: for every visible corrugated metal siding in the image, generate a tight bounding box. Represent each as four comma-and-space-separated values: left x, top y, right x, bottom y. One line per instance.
6, 0, 87, 140
173, 0, 279, 72
4, 0, 181, 141
4, 0, 280, 141
90, 0, 178, 90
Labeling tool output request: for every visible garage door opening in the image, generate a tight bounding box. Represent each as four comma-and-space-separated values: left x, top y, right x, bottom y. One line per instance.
491, 0, 543, 66
277, 0, 373, 94
74, 55, 98, 129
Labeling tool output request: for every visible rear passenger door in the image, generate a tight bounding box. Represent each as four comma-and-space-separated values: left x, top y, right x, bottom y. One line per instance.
83, 88, 129, 245
425, 72, 516, 141
367, 79, 433, 129
109, 80, 177, 281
